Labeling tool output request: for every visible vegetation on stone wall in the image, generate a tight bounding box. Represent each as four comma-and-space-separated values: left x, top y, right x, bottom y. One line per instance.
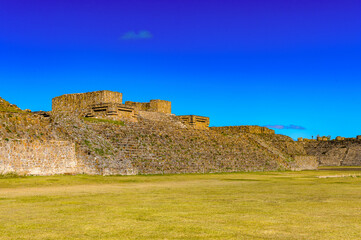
82, 117, 125, 126
0, 96, 319, 175
0, 97, 22, 113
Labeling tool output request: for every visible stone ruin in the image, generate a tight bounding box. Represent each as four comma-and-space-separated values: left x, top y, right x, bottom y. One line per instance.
0, 140, 77, 175
210, 126, 276, 135
53, 91, 133, 121
52, 90, 123, 113
125, 100, 171, 114
0, 90, 323, 176
52, 90, 211, 129
52, 90, 172, 122
178, 115, 210, 130
299, 136, 359, 142
51, 90, 281, 131
336, 136, 346, 141
298, 134, 361, 167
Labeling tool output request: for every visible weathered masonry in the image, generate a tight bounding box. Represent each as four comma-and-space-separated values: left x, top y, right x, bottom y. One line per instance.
178, 115, 210, 129
290, 155, 318, 170
210, 126, 275, 135
52, 91, 172, 121
52, 90, 123, 112
300, 135, 361, 142
85, 103, 135, 120
125, 100, 171, 114
0, 90, 324, 176
303, 139, 361, 166
0, 140, 78, 175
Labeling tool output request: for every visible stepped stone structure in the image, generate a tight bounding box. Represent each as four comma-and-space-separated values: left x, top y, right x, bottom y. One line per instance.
0, 90, 331, 176
303, 137, 361, 166
211, 126, 275, 135
85, 103, 135, 120
53, 90, 137, 121
52, 91, 172, 122
178, 115, 210, 129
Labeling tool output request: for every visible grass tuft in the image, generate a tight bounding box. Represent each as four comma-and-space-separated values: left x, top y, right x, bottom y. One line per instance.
0, 172, 25, 179
82, 117, 125, 126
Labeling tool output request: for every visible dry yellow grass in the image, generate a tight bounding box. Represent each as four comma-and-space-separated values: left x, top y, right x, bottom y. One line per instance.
1, 170, 361, 239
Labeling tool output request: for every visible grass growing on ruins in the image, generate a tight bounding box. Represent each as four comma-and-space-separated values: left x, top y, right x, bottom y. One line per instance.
1, 170, 361, 239
0, 108, 22, 113
82, 117, 125, 126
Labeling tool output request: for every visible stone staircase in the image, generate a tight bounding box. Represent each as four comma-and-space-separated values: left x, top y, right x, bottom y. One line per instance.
0, 110, 310, 175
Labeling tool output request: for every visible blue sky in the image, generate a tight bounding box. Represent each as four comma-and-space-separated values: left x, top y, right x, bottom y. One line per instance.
1, 0, 361, 139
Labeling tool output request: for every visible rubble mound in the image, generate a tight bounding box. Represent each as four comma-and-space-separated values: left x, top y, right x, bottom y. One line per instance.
0, 97, 22, 112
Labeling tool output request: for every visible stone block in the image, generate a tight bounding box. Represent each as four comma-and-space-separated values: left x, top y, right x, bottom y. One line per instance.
178, 115, 210, 129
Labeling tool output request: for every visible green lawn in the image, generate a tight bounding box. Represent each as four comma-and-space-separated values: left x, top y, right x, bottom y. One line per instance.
1, 170, 361, 239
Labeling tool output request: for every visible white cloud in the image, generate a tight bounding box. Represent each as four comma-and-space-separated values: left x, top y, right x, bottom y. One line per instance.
121, 31, 153, 40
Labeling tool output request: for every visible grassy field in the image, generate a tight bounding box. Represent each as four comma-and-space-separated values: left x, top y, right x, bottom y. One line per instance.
1, 169, 361, 239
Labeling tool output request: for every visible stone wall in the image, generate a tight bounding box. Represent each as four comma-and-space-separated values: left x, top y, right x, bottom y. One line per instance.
124, 101, 149, 111
125, 100, 171, 114
79, 114, 319, 174
178, 115, 210, 129
149, 100, 171, 114
0, 111, 318, 176
289, 155, 318, 171
52, 91, 123, 113
304, 140, 361, 166
0, 139, 78, 175
0, 112, 52, 141
211, 126, 275, 135
85, 103, 136, 121
0, 93, 320, 176
86, 118, 284, 174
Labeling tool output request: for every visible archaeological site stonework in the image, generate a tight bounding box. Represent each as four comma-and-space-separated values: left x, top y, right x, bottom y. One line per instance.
53, 91, 173, 122
125, 100, 171, 114
210, 126, 276, 135
178, 115, 210, 129
3, 90, 357, 176
302, 139, 361, 166
52, 90, 123, 113
0, 140, 77, 175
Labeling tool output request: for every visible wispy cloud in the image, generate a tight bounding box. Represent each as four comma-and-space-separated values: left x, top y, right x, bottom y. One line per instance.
265, 125, 306, 130
120, 31, 153, 40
